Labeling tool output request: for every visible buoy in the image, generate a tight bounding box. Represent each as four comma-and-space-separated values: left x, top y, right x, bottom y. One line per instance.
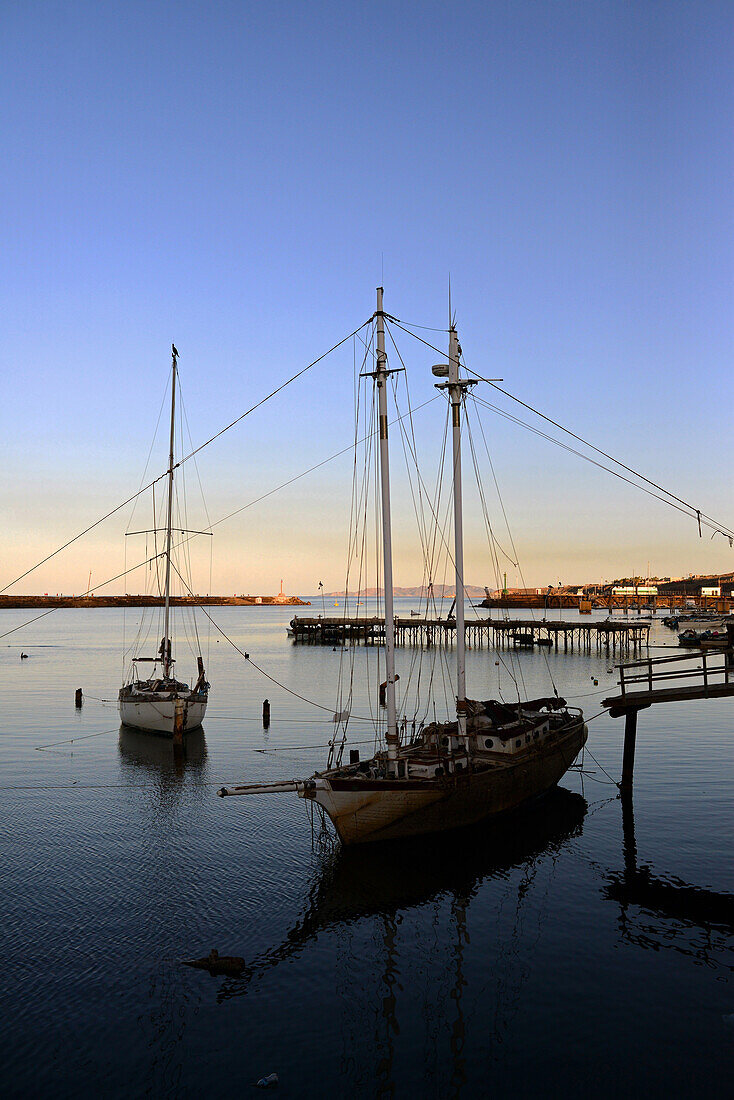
593, 679, 598, 686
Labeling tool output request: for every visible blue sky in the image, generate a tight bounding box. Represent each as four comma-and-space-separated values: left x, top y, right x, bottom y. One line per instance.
1, 0, 732, 594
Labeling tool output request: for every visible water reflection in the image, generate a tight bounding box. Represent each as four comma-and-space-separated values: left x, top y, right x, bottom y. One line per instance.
209, 787, 587, 994
606, 794, 734, 961
118, 725, 208, 771
118, 726, 210, 810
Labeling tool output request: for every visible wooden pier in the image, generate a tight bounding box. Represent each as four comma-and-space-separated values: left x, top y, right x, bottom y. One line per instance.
289, 615, 650, 655
603, 624, 734, 792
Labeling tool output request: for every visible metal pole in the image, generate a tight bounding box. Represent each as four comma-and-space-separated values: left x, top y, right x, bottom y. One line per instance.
375, 289, 399, 774
448, 323, 469, 754
162, 345, 177, 679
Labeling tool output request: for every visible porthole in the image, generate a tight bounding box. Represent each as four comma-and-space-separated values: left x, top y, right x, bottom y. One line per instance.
484, 738, 494, 749
515, 739, 521, 748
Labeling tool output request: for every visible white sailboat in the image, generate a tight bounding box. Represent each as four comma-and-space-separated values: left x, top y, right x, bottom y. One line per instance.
219, 290, 586, 842
118, 345, 209, 736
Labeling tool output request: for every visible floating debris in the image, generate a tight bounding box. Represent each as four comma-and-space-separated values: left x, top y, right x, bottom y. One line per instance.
256, 1073, 279, 1088
182, 948, 245, 976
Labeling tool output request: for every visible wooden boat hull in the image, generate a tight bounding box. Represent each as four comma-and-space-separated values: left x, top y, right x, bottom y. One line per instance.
309, 720, 587, 845
118, 695, 207, 735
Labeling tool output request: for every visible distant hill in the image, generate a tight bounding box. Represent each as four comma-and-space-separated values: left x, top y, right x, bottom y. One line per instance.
323, 584, 485, 599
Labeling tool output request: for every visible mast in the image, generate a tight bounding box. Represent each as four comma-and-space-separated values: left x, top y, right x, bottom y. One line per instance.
375, 288, 399, 775
448, 321, 471, 754
162, 344, 178, 679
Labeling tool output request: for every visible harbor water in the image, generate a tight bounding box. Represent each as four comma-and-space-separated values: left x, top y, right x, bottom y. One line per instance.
1, 603, 732, 1096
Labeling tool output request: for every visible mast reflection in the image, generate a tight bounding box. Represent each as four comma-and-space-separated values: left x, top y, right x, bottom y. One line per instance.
209, 787, 587, 996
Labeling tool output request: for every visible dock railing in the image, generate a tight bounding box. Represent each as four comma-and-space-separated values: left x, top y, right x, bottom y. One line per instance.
616, 646, 734, 701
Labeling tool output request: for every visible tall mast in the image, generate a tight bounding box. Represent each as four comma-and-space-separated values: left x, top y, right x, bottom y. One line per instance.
162, 343, 177, 679
375, 288, 399, 775
448, 321, 471, 754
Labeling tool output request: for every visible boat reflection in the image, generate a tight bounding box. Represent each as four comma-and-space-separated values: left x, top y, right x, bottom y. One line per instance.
209, 786, 587, 994
118, 724, 208, 782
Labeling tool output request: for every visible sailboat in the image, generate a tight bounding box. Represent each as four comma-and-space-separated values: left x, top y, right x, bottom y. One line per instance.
219, 291, 587, 842
118, 345, 209, 736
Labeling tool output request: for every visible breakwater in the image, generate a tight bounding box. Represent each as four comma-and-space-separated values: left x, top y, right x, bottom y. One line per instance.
0, 594, 308, 609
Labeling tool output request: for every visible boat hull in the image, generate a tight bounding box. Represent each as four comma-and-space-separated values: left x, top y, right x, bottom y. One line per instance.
118, 695, 207, 736
309, 720, 587, 845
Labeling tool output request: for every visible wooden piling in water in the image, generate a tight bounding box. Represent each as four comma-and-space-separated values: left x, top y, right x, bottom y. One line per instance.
620, 709, 639, 792
173, 699, 185, 745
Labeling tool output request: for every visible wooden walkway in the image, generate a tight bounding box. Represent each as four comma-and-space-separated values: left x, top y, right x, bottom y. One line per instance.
602, 634, 734, 792
602, 645, 734, 717
289, 615, 649, 655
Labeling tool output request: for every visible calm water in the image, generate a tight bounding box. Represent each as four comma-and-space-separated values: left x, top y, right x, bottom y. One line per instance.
1, 603, 732, 1097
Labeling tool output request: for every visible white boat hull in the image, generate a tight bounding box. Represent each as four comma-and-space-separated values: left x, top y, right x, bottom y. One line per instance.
118, 695, 207, 736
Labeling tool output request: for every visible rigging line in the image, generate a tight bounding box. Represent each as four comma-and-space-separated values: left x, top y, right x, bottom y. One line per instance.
126, 379, 170, 534
378, 340, 519, 690
465, 401, 556, 695
388, 319, 734, 541
0, 320, 371, 597
180, 320, 371, 469
472, 392, 731, 537
386, 328, 441, 578
177, 393, 441, 541
468, 372, 734, 540
177, 373, 214, 530
167, 560, 376, 722
463, 412, 526, 700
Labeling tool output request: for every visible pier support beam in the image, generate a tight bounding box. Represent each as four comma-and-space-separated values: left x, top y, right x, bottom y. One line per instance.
620, 708, 640, 792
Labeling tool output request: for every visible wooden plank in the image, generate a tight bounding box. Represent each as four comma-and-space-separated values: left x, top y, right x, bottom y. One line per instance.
604, 681, 734, 717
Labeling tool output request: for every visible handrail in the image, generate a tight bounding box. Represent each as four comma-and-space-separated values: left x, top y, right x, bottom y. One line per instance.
617, 646, 730, 670
618, 646, 733, 699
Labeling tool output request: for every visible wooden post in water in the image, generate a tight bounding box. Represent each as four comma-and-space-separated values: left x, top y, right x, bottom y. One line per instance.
620, 708, 639, 792
173, 698, 185, 745
75, 688, 83, 708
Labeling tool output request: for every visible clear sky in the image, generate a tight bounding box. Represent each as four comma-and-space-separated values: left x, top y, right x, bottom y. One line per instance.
1, 0, 732, 595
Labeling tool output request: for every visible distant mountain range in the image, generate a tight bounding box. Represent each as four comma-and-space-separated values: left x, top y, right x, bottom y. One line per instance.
323, 584, 485, 599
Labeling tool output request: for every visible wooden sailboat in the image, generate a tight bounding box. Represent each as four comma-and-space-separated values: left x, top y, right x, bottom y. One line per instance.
219, 290, 586, 842
118, 345, 209, 736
